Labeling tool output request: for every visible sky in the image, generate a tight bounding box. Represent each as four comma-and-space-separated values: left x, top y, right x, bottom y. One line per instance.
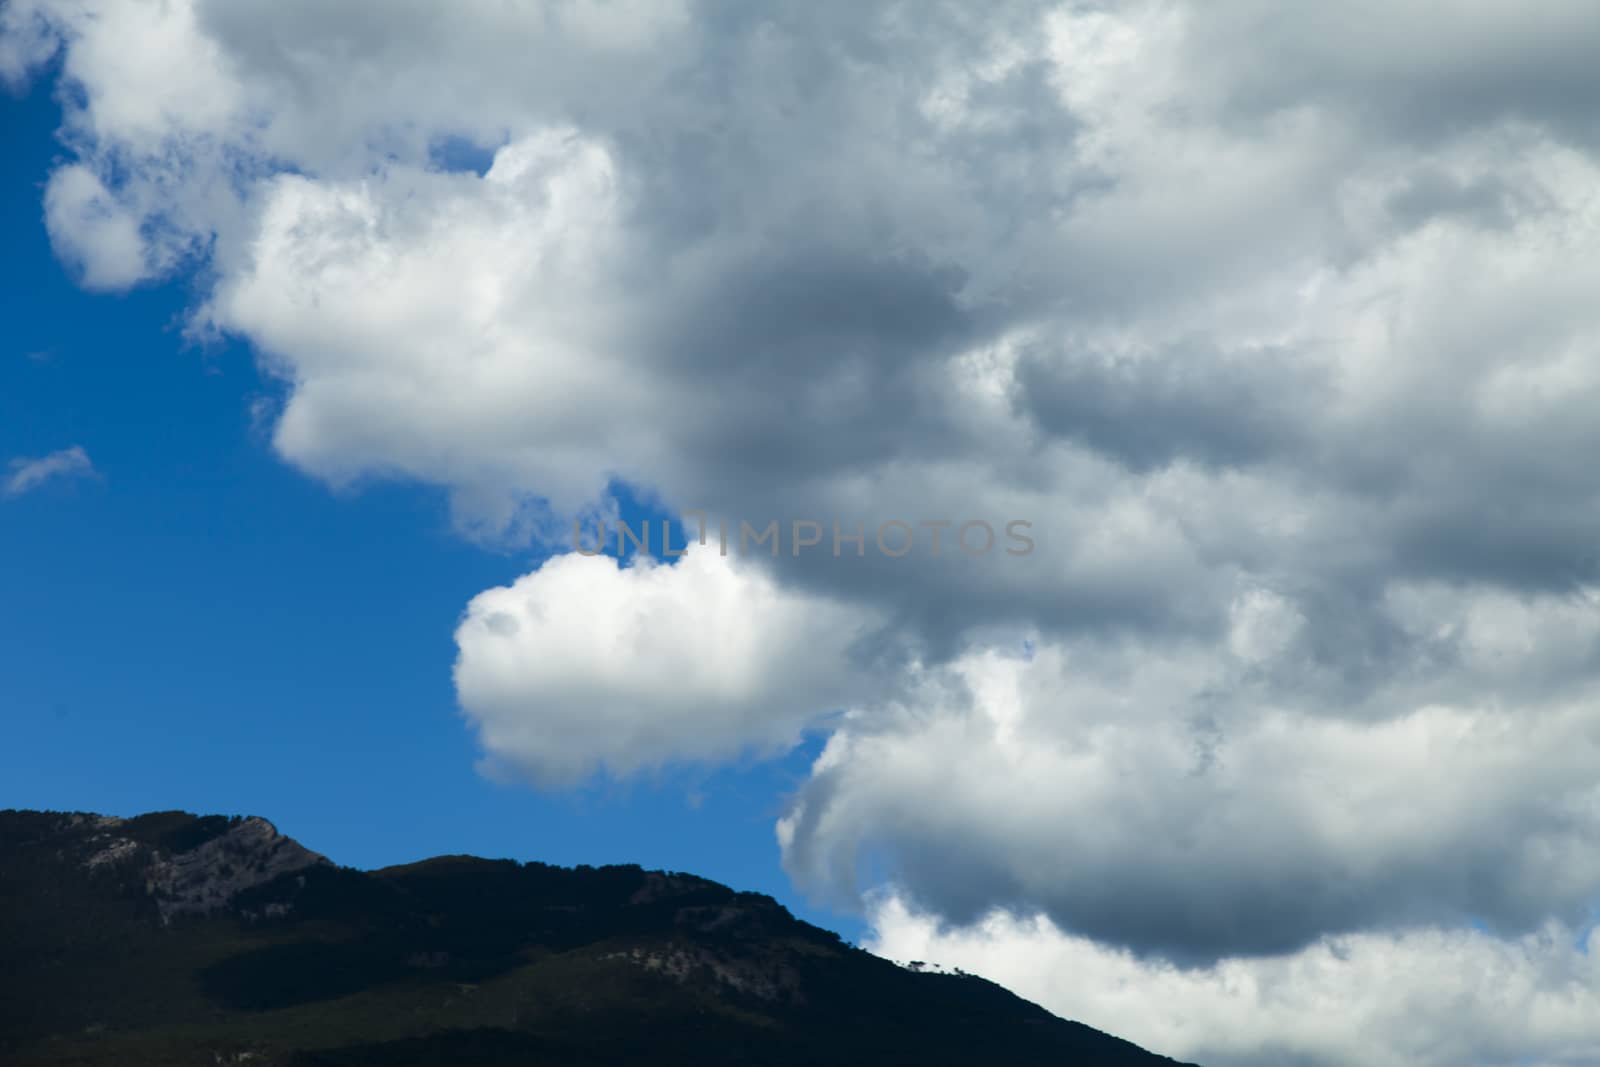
6, 3, 1600, 1066
0, 53, 847, 936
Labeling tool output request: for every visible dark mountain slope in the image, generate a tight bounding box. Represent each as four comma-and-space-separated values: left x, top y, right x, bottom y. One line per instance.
0, 809, 1200, 1066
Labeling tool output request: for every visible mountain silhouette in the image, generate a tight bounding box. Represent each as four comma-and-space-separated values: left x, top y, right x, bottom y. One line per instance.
0, 809, 1201, 1066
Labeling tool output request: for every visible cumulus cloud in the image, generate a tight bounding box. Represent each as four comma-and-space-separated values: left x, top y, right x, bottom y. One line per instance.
42, 165, 150, 290
454, 544, 894, 787
779, 606, 1600, 961
203, 130, 644, 524
869, 896, 1600, 1067
4, 445, 96, 497
9, 2, 1600, 1062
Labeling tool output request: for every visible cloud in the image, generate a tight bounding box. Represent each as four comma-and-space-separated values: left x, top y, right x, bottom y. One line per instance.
868, 895, 1600, 1067
42, 165, 150, 291
779, 604, 1600, 962
4, 446, 96, 498
454, 544, 894, 787
10, 3, 1600, 1061
0, 0, 58, 91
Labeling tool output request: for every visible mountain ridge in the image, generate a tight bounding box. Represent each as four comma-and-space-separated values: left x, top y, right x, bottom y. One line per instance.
0, 808, 1200, 1066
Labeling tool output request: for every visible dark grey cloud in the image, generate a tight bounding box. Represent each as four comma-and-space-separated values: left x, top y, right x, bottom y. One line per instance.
1190, 2, 1600, 147
1384, 168, 1522, 231
1010, 342, 1318, 472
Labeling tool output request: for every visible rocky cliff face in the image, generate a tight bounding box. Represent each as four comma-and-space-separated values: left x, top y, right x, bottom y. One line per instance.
66, 810, 330, 921
141, 816, 329, 922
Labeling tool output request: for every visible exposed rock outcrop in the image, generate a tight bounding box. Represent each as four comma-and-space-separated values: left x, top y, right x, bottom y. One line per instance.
608, 942, 806, 1004
144, 816, 328, 922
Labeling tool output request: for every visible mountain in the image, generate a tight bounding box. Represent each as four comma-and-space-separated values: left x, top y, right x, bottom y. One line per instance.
0, 809, 1199, 1066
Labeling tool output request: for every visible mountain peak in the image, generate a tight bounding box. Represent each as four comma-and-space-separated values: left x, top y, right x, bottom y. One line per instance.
141, 814, 330, 923
25, 809, 332, 923
0, 808, 1200, 1066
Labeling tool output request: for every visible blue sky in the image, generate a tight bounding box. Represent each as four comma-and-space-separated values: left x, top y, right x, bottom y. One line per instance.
0, 78, 858, 940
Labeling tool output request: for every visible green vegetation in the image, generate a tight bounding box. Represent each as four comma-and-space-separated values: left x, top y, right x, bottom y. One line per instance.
0, 809, 1200, 1066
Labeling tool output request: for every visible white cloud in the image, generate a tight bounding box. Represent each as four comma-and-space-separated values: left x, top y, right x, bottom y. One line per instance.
778, 597, 1600, 962
869, 895, 1600, 1067
4, 445, 96, 497
202, 129, 647, 524
454, 544, 891, 787
42, 165, 149, 291
0, 0, 59, 91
